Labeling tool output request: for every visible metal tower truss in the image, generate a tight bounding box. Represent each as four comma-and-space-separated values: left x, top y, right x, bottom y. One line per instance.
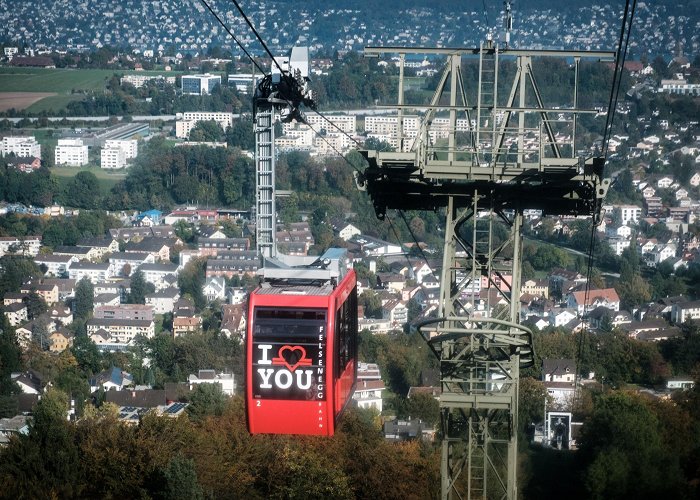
254, 46, 315, 259
358, 44, 613, 500
255, 107, 276, 259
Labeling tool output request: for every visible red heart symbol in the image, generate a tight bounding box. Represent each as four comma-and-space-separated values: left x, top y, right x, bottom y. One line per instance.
277, 345, 308, 372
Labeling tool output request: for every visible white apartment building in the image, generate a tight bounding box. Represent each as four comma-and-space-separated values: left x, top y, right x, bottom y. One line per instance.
34, 254, 77, 277
68, 262, 111, 283
86, 318, 155, 344
658, 79, 700, 96
313, 132, 354, 155
55, 139, 88, 166
671, 300, 700, 324
1, 136, 41, 159
0, 236, 41, 257
120, 74, 176, 88
105, 139, 138, 159
188, 370, 236, 396
101, 147, 126, 169
364, 115, 473, 150
175, 112, 234, 139
352, 380, 385, 412
304, 114, 356, 134
606, 204, 642, 226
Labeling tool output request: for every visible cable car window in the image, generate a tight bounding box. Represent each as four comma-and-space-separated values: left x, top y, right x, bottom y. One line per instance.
335, 287, 358, 378
252, 307, 327, 401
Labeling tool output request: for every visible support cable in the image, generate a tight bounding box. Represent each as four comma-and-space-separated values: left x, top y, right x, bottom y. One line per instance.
602, 0, 637, 156
309, 109, 363, 148
575, 0, 637, 404
228, 0, 286, 75
198, 0, 265, 73
397, 209, 436, 278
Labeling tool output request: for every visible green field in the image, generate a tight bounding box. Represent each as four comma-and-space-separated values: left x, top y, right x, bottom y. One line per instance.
0, 67, 185, 93
52, 165, 127, 193
0, 67, 116, 93
25, 94, 86, 113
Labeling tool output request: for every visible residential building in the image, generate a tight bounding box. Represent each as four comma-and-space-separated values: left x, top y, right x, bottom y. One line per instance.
188, 370, 235, 396
4, 302, 28, 326
109, 225, 176, 242
104, 139, 138, 159
34, 254, 76, 277
124, 237, 175, 262
205, 258, 258, 278
49, 329, 73, 353
54, 139, 88, 166
20, 283, 58, 305
203, 276, 226, 301
521, 279, 549, 298
382, 300, 408, 326
353, 379, 385, 412
145, 287, 180, 314
1, 136, 41, 159
120, 74, 176, 88
542, 359, 576, 410
671, 300, 700, 324
5, 156, 41, 172
138, 262, 178, 289
197, 237, 249, 256
76, 237, 119, 259
384, 419, 435, 442
89, 366, 134, 392
331, 220, 361, 241
173, 315, 202, 337
109, 252, 155, 277
181, 73, 220, 95
100, 146, 126, 169
567, 288, 620, 315
94, 304, 154, 321
86, 318, 155, 343
175, 111, 234, 138
0, 236, 41, 257
357, 362, 382, 381
220, 304, 245, 338
549, 308, 577, 328
53, 245, 97, 261
68, 262, 111, 283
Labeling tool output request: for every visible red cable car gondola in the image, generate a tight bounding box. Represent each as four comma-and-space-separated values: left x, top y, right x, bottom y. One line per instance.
246, 249, 357, 436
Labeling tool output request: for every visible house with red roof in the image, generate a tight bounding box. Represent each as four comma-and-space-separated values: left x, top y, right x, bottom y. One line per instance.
566, 288, 620, 315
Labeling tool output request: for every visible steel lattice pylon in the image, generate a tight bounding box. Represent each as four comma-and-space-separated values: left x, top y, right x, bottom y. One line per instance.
359, 43, 613, 499
255, 107, 277, 259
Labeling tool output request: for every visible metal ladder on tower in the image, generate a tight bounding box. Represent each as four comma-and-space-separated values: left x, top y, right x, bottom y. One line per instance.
468, 415, 487, 499
476, 40, 498, 168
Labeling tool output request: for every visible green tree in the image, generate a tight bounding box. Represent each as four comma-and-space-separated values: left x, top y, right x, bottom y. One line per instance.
151, 454, 204, 500
0, 255, 42, 297
186, 383, 227, 421
74, 277, 94, 320
578, 392, 686, 499
615, 274, 651, 310
23, 291, 48, 320
178, 258, 206, 310
189, 120, 223, 142
128, 268, 154, 304
403, 392, 439, 426
359, 289, 382, 319
66, 171, 101, 209
518, 377, 550, 437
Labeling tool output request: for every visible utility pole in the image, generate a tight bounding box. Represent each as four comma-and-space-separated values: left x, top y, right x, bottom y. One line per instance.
359, 44, 612, 499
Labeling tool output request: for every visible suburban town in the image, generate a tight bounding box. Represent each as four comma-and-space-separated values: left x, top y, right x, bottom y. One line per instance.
1, 0, 700, 498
